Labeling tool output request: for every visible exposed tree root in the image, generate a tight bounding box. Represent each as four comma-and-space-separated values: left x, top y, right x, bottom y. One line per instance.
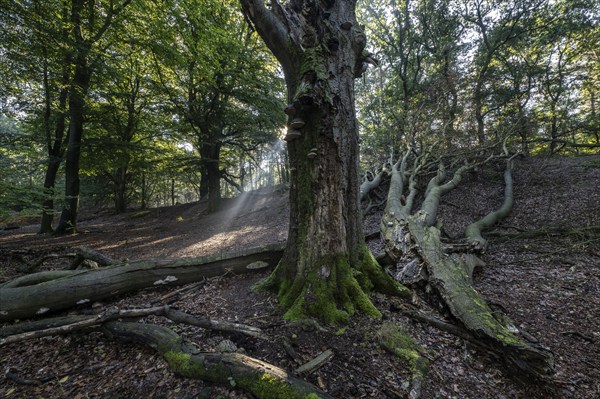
102, 321, 332, 399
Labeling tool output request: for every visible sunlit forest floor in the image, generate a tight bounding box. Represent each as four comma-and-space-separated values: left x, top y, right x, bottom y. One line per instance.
1, 156, 599, 399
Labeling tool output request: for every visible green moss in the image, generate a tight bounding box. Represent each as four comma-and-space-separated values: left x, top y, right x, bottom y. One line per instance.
299, 46, 328, 81
163, 351, 231, 382
380, 323, 429, 379
277, 254, 382, 324
252, 273, 277, 292
335, 327, 347, 336
456, 282, 525, 348
355, 244, 411, 299
164, 351, 198, 377
243, 373, 322, 399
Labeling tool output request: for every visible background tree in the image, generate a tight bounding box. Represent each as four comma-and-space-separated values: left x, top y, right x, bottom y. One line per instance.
54, 0, 133, 233
148, 0, 285, 212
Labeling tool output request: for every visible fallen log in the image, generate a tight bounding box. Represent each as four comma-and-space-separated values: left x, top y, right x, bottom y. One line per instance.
0, 243, 285, 322
408, 218, 554, 378
102, 321, 332, 399
381, 151, 555, 379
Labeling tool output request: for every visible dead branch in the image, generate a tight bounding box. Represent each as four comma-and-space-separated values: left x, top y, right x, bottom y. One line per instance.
465, 158, 515, 251
295, 349, 334, 374
0, 305, 266, 346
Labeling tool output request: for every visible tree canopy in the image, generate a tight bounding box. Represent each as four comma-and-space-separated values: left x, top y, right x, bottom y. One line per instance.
0, 0, 597, 221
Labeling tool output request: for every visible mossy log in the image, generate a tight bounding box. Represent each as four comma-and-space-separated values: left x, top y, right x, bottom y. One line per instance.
408, 218, 554, 378
102, 321, 331, 399
0, 244, 284, 322
381, 154, 554, 379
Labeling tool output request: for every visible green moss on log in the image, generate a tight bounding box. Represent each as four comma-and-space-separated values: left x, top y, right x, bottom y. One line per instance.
243, 374, 322, 399
380, 323, 429, 379
354, 244, 411, 299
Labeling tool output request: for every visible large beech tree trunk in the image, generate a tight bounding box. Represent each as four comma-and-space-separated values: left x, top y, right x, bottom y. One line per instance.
240, 0, 404, 323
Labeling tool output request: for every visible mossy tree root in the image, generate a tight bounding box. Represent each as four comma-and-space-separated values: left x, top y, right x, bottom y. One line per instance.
272, 253, 382, 324
263, 245, 409, 325
102, 321, 331, 399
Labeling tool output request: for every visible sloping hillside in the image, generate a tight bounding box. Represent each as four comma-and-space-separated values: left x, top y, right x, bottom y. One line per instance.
1, 156, 599, 399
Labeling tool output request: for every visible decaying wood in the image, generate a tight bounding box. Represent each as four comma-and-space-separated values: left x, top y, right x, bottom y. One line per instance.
0, 305, 265, 346
380, 151, 555, 379
0, 243, 285, 322
102, 321, 333, 399
68, 246, 115, 269
295, 349, 334, 374
408, 219, 554, 377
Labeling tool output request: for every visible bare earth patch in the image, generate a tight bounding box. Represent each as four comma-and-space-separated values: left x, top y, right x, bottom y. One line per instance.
1, 157, 599, 398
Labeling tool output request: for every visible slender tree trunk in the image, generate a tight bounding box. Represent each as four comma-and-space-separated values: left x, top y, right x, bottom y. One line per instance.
39, 157, 62, 233
39, 45, 70, 234
141, 172, 147, 210
474, 78, 486, 145
201, 139, 221, 213
114, 166, 128, 213
56, 51, 90, 234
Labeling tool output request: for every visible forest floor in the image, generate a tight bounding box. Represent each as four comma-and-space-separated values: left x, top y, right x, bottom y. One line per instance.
1, 155, 599, 399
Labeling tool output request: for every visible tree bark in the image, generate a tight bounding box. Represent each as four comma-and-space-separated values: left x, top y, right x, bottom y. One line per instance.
240, 0, 406, 324
55, 0, 92, 234
0, 244, 284, 322
201, 139, 222, 213
39, 35, 71, 234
